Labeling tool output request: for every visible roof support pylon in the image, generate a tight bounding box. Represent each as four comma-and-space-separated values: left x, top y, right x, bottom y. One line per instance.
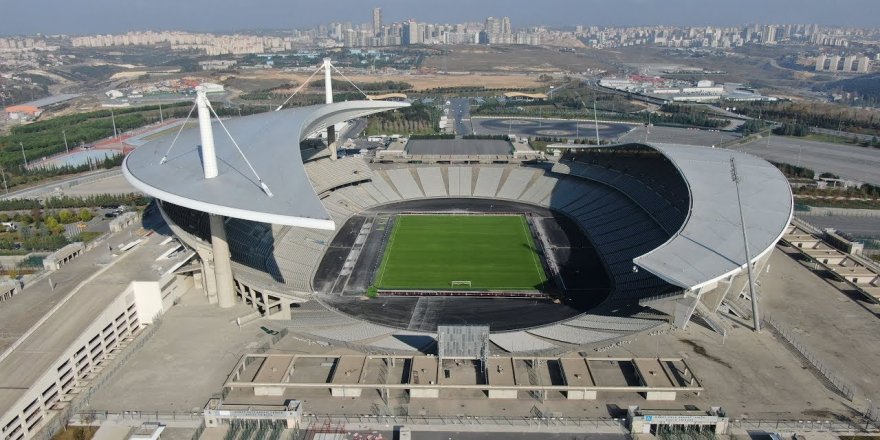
323, 58, 333, 105
196, 87, 219, 179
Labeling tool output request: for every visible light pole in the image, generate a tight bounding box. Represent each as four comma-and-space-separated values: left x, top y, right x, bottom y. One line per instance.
19, 142, 27, 169
0, 165, 8, 195
731, 156, 760, 332
110, 108, 118, 139
62, 129, 69, 154
158, 102, 164, 123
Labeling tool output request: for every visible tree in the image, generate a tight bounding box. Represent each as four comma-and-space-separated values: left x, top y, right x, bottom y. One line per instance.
44, 216, 63, 235
58, 209, 74, 224
29, 208, 42, 225
78, 209, 93, 222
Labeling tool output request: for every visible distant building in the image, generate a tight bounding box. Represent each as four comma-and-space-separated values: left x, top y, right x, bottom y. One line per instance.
482, 16, 512, 44
828, 55, 842, 72
503, 92, 547, 102
372, 7, 382, 37
366, 93, 408, 102
4, 94, 80, 120
815, 54, 827, 71
762, 25, 777, 44
858, 56, 871, 73
4, 105, 40, 120
199, 60, 237, 70
843, 55, 857, 72
199, 83, 225, 94
402, 20, 420, 45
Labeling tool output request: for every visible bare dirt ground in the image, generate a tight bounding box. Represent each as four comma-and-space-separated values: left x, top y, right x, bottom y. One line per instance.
226, 70, 546, 94
422, 45, 613, 74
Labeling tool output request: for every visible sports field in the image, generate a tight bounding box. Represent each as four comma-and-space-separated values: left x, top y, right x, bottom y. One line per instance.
374, 215, 548, 290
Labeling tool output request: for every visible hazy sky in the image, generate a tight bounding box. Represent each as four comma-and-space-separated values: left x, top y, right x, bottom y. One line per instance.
3, 0, 879, 36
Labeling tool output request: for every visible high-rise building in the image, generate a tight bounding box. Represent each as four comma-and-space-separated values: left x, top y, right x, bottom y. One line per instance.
858, 56, 871, 73
828, 55, 842, 72
843, 55, 857, 72
482, 16, 512, 44
485, 17, 500, 36
372, 7, 382, 37
343, 29, 356, 47
815, 54, 827, 71
403, 20, 420, 45
762, 25, 777, 44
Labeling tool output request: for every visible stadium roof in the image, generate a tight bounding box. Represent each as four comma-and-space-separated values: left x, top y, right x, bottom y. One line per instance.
124, 100, 409, 230
633, 143, 793, 290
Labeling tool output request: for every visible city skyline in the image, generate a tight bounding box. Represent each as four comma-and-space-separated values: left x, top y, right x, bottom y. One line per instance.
2, 0, 880, 36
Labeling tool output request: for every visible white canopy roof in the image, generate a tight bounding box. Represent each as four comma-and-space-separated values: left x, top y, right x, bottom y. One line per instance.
124, 100, 408, 230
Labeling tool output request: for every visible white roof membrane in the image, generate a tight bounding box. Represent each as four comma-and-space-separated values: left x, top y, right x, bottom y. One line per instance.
124, 101, 408, 229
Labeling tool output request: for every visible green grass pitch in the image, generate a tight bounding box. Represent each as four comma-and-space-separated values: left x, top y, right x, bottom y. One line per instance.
373, 215, 548, 290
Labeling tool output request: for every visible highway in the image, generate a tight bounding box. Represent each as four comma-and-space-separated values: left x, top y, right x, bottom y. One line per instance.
730, 135, 880, 185
449, 98, 473, 136
810, 127, 878, 143
0, 168, 122, 200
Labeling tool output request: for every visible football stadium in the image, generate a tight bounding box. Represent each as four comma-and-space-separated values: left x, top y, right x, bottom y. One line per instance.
122, 72, 793, 355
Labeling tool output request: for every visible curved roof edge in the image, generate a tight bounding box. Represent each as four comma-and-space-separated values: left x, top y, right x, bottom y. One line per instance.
632, 142, 793, 290
123, 100, 409, 230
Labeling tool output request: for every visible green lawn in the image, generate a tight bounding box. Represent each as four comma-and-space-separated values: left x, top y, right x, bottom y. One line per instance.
374, 215, 548, 290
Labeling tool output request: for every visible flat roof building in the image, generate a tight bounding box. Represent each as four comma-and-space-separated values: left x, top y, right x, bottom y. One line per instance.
4, 94, 80, 120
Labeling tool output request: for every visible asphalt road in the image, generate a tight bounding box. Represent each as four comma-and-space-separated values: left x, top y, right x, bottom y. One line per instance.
449, 98, 472, 136
618, 125, 737, 146
730, 135, 880, 185
811, 127, 877, 143
0, 168, 121, 200
797, 214, 880, 239
472, 117, 632, 140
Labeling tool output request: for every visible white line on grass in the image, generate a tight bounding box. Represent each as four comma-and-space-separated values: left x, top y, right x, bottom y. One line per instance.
519, 215, 546, 287
375, 215, 403, 288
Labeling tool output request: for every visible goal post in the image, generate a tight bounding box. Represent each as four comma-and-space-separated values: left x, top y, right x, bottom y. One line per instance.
450, 281, 472, 288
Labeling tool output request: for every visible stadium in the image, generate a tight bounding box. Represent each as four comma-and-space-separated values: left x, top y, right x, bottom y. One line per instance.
123, 79, 793, 355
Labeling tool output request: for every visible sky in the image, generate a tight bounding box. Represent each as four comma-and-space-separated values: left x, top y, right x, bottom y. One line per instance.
3, 0, 879, 36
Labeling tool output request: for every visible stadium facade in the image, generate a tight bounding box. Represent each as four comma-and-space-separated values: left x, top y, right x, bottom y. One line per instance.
123, 87, 792, 352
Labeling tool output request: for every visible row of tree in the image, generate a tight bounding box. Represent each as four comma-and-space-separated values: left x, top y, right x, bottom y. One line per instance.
366, 102, 440, 135
772, 123, 810, 137
731, 101, 880, 136
771, 161, 815, 179
0, 193, 149, 211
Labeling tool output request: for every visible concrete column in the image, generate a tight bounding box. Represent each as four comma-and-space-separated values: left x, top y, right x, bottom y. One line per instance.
197, 250, 218, 304
209, 214, 236, 308
327, 125, 338, 160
